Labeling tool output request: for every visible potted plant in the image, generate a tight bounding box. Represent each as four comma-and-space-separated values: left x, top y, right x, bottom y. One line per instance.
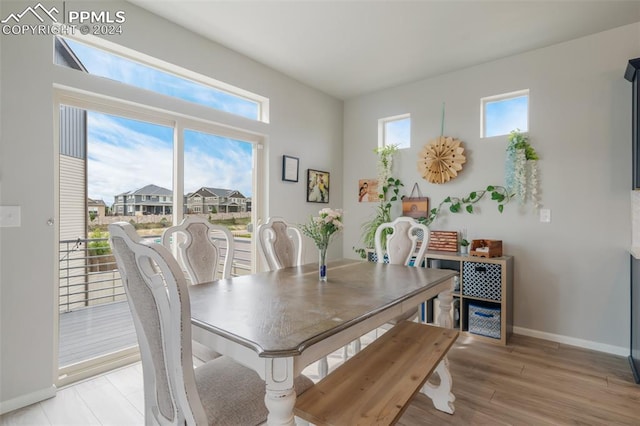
459, 239, 470, 255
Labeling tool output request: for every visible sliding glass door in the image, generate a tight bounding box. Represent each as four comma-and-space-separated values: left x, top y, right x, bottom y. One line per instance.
55, 95, 260, 386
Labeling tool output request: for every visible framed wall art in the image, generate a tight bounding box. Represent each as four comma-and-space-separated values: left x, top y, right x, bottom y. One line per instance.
307, 169, 329, 203
358, 178, 379, 202
282, 155, 299, 182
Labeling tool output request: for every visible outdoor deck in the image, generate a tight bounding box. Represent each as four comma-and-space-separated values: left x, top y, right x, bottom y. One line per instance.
59, 301, 137, 366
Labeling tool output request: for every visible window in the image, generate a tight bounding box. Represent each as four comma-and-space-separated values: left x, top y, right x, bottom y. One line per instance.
379, 114, 411, 149
55, 36, 266, 122
481, 90, 529, 138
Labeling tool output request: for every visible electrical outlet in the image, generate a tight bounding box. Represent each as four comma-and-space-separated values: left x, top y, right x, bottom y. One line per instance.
539, 208, 551, 223
0, 206, 21, 227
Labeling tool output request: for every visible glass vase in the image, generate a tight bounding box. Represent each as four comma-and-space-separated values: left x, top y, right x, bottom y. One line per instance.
318, 246, 327, 282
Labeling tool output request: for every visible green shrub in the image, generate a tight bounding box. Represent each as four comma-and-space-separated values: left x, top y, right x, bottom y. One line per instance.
88, 230, 111, 256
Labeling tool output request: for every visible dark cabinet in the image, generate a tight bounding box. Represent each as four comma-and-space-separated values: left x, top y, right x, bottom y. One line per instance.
625, 58, 640, 189
625, 58, 640, 384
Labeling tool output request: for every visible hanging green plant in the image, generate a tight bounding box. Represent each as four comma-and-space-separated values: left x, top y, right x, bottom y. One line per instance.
505, 129, 540, 208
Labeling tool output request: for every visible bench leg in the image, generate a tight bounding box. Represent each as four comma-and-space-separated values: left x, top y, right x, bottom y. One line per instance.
421, 357, 455, 414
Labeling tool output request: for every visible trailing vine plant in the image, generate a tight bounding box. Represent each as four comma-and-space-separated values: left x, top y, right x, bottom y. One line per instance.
418, 185, 513, 227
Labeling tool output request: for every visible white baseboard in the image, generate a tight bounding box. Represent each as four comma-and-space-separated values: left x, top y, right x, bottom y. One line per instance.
0, 385, 56, 415
513, 326, 628, 357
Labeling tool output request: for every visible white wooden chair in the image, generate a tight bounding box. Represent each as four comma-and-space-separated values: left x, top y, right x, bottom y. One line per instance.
256, 217, 303, 270
374, 216, 431, 325
162, 217, 235, 284
108, 222, 313, 426
162, 217, 236, 361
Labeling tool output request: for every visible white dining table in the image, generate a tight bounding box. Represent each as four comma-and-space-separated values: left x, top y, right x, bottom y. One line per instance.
189, 258, 457, 425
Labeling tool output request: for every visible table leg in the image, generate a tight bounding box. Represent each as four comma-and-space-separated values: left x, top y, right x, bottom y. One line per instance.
264, 358, 296, 426
436, 280, 454, 328
318, 357, 328, 378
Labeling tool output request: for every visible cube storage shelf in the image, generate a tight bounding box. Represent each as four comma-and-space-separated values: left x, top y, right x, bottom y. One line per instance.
425, 250, 513, 345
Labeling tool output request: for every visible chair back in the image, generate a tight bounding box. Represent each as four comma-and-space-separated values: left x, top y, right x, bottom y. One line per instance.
162, 217, 235, 284
256, 217, 303, 270
109, 222, 208, 425
374, 216, 430, 266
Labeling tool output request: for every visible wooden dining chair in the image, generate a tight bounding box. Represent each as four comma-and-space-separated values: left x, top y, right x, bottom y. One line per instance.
374, 216, 431, 325
255, 217, 303, 270
108, 222, 313, 426
162, 216, 235, 284
162, 217, 236, 362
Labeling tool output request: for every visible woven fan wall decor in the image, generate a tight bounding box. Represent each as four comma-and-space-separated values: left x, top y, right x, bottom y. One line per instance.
418, 136, 466, 184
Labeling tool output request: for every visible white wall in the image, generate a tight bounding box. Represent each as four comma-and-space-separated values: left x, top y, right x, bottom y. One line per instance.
343, 23, 640, 353
0, 0, 342, 411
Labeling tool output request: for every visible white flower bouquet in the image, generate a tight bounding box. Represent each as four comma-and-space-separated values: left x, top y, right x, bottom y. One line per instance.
300, 208, 344, 250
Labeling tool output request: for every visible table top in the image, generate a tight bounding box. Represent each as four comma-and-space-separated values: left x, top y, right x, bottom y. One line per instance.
189, 259, 456, 358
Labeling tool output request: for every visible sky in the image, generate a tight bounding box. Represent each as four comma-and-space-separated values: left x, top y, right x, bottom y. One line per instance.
485, 95, 528, 137
63, 38, 255, 205
385, 117, 410, 149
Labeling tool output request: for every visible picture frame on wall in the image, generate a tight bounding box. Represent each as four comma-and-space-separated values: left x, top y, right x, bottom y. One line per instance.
358, 178, 379, 202
307, 169, 329, 203
282, 155, 299, 182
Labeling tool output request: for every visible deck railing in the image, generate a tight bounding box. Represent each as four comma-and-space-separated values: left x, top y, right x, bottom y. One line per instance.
59, 235, 252, 313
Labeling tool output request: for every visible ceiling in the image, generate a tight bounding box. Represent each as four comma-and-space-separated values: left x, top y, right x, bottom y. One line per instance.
128, 1, 640, 100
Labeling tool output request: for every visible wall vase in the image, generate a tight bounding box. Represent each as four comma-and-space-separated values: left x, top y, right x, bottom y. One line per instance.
319, 246, 328, 282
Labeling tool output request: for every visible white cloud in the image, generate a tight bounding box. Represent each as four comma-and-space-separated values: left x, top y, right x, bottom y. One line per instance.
87, 113, 173, 205
184, 136, 253, 197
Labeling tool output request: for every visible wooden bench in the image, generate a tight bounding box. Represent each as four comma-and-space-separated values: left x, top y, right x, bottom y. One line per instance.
294, 321, 459, 425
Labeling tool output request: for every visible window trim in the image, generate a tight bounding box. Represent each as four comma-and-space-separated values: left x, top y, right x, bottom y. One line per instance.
480, 89, 529, 138
56, 33, 270, 123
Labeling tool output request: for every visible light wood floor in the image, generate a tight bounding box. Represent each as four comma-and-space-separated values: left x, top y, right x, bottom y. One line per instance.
2, 332, 640, 425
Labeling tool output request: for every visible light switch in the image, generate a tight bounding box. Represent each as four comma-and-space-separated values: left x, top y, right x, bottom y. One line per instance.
0, 206, 21, 227
539, 208, 551, 223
